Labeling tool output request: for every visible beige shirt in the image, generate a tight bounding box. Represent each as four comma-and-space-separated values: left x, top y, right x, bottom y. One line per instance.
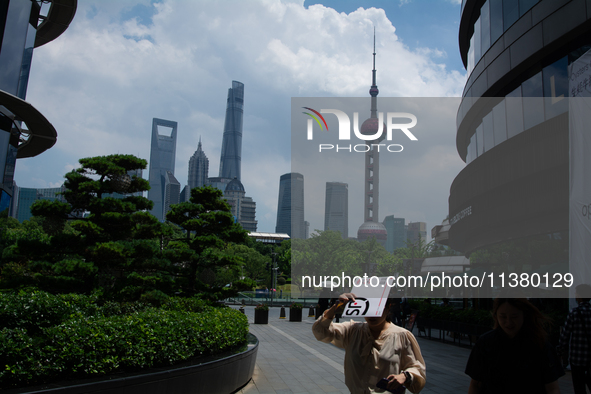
312, 316, 426, 393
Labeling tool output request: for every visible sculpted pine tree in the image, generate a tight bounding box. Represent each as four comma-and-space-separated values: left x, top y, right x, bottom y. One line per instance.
166, 186, 249, 300
16, 154, 172, 299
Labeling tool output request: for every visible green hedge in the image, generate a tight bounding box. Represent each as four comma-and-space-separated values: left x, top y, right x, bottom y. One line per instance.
0, 291, 247, 388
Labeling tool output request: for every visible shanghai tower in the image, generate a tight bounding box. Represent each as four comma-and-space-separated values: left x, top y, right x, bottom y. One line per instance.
219, 81, 244, 180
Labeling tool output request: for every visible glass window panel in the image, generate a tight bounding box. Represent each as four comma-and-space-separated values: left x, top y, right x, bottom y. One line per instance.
493, 99, 507, 145
543, 56, 568, 119
522, 71, 544, 129
476, 123, 484, 156
0, 0, 31, 96
490, 0, 503, 44
481, 1, 491, 55
468, 133, 477, 163
468, 35, 475, 74
503, 0, 519, 30
16, 23, 35, 100
506, 87, 524, 138
519, 0, 538, 16
482, 112, 494, 152
474, 16, 482, 64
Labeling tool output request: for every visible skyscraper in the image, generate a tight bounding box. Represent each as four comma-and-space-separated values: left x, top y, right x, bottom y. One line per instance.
219, 81, 244, 180
407, 222, 427, 245
148, 118, 177, 222
383, 216, 406, 253
187, 137, 209, 191
163, 171, 181, 218
276, 172, 305, 238
357, 32, 387, 246
324, 182, 348, 238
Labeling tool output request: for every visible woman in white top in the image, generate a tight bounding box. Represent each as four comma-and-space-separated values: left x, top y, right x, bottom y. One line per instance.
312, 293, 426, 393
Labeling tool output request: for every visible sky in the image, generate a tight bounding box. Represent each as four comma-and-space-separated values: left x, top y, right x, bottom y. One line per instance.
20, 0, 467, 237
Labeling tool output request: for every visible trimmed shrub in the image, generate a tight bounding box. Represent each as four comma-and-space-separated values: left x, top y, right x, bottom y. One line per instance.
0, 292, 248, 389
0, 291, 99, 333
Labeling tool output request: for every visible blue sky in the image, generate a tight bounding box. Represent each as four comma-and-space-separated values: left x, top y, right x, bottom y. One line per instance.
307, 0, 464, 73
21, 0, 467, 236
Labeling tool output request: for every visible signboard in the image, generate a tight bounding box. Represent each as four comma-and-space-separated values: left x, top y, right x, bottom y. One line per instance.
342, 276, 390, 317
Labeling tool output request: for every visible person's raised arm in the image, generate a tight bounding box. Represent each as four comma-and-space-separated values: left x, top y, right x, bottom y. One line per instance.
323, 293, 356, 320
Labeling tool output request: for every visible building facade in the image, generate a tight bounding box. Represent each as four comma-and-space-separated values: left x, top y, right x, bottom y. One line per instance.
383, 215, 406, 253
148, 118, 178, 222
276, 172, 305, 239
448, 0, 587, 277
324, 182, 348, 238
163, 171, 180, 219
0, 0, 76, 215
16, 185, 65, 222
407, 221, 427, 245
219, 81, 244, 181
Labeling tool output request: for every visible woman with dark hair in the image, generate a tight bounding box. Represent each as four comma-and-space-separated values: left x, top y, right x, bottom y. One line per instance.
465, 295, 564, 393
313, 293, 426, 393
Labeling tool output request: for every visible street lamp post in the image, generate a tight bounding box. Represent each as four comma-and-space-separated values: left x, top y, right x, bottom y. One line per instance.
271, 252, 278, 306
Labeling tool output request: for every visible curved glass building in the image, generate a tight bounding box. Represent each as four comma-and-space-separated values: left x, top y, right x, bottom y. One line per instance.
0, 0, 76, 215
449, 0, 591, 287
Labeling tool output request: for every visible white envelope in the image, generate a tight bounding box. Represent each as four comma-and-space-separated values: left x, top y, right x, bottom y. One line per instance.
342, 276, 391, 317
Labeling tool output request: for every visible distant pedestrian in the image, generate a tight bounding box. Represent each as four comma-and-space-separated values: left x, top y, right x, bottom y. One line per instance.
389, 298, 402, 325
558, 284, 591, 394
465, 292, 564, 393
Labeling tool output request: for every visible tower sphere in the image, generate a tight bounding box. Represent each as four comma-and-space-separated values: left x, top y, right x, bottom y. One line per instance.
359, 117, 386, 142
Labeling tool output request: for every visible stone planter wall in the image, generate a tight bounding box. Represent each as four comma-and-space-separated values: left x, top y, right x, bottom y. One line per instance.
5, 334, 259, 394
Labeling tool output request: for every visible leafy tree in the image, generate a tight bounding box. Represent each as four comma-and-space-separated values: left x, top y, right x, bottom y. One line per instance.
291, 230, 403, 296
165, 186, 249, 300
227, 244, 271, 288
0, 154, 171, 299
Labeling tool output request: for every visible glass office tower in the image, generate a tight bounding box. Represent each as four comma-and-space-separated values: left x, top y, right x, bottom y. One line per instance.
324, 182, 348, 239
276, 172, 304, 239
148, 118, 177, 222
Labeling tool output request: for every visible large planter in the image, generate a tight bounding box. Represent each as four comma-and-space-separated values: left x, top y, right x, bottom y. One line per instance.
4, 334, 259, 394
254, 309, 269, 324
289, 308, 302, 322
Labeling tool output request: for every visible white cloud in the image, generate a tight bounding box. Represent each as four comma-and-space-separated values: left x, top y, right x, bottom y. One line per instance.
21, 0, 466, 232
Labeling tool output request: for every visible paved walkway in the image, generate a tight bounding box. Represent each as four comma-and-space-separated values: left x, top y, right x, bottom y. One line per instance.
233, 305, 576, 394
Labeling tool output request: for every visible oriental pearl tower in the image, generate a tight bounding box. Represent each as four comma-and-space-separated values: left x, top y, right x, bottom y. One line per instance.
356, 32, 388, 247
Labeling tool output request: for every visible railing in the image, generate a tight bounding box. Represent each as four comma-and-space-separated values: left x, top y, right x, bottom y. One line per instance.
224, 294, 321, 308
416, 317, 490, 347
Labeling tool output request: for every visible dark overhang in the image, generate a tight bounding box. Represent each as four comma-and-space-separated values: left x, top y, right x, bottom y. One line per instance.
0, 90, 57, 158
34, 0, 77, 48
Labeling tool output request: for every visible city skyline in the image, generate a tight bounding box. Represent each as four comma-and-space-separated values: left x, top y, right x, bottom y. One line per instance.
17, 0, 466, 235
